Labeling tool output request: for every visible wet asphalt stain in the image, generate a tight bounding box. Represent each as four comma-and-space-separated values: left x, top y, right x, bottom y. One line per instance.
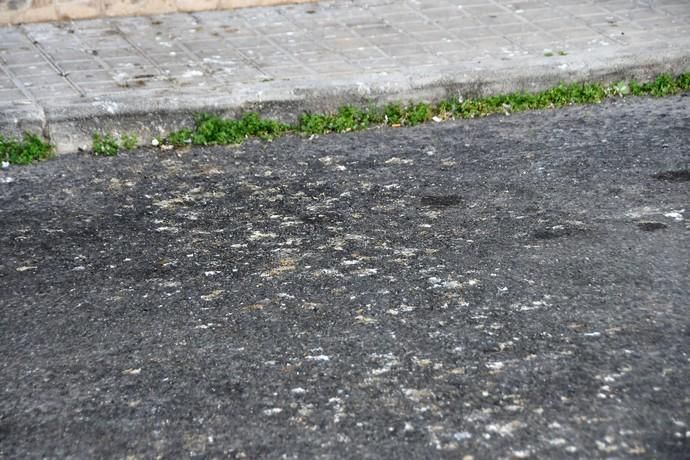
532, 222, 590, 240
420, 194, 463, 207
637, 221, 669, 232
653, 169, 690, 182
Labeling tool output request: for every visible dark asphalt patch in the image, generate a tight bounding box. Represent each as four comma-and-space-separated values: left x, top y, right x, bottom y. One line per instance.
637, 221, 669, 232
420, 194, 463, 207
653, 169, 690, 182
532, 222, 590, 240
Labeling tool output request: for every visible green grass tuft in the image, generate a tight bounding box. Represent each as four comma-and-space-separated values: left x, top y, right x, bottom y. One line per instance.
0, 133, 53, 165
406, 102, 433, 125
92, 133, 119, 156
384, 103, 404, 125
179, 112, 290, 146
121, 133, 138, 150
92, 132, 140, 155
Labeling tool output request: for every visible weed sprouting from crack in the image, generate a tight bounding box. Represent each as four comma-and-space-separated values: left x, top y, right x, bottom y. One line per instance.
92, 133, 119, 156
91, 132, 139, 156
121, 133, 138, 150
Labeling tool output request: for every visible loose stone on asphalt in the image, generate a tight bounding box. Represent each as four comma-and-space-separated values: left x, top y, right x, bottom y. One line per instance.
1, 96, 688, 458
1, 0, 689, 152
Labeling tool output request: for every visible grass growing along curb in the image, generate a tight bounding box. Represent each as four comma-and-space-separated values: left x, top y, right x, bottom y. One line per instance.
160, 73, 690, 148
0, 133, 53, 165
166, 112, 289, 146
0, 73, 689, 164
92, 133, 119, 156
92, 132, 139, 156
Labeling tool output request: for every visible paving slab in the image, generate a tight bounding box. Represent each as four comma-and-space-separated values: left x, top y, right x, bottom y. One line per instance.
1, 0, 689, 152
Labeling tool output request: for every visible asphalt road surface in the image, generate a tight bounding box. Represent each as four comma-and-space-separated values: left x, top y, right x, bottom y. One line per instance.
1, 96, 689, 459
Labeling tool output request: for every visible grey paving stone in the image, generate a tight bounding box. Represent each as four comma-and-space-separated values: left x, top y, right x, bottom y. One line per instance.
0, 0, 688, 153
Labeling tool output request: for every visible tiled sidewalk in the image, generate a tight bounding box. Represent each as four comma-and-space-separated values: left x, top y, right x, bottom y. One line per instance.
1, 0, 689, 152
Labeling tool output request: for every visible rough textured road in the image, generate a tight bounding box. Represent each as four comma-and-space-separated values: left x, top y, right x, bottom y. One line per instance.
1, 96, 689, 459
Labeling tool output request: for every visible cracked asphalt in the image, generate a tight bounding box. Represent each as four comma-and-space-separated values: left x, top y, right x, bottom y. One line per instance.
1, 96, 689, 459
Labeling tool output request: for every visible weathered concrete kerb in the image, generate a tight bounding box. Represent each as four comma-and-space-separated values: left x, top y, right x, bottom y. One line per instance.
1, 0, 689, 153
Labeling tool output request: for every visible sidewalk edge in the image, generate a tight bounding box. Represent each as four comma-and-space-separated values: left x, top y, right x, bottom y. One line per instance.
25, 53, 690, 153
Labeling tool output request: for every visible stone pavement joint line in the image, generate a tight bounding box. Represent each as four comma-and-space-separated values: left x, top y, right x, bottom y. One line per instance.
1, 0, 689, 153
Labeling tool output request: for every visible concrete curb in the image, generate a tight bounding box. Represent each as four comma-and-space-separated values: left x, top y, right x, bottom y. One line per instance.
3, 46, 689, 154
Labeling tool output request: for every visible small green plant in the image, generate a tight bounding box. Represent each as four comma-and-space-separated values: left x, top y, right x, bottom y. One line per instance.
120, 133, 138, 150
92, 133, 119, 156
91, 132, 139, 155
171, 112, 290, 146
406, 102, 433, 125
544, 51, 554, 57
607, 81, 630, 97
649, 73, 675, 96
331, 105, 370, 132
298, 113, 329, 135
558, 50, 567, 56
366, 104, 386, 124
166, 128, 193, 146
384, 103, 404, 125
0, 133, 53, 165
678, 72, 690, 89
